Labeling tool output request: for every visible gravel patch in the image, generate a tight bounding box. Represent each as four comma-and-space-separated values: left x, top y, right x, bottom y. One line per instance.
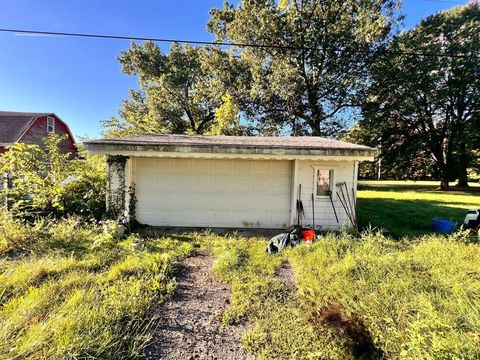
143, 251, 252, 360
276, 260, 298, 292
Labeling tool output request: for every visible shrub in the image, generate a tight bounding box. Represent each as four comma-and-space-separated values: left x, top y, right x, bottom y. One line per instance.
0, 134, 106, 219
63, 151, 107, 219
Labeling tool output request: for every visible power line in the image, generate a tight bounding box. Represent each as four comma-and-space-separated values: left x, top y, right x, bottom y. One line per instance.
0, 27, 477, 59
0, 28, 310, 50
423, 0, 465, 4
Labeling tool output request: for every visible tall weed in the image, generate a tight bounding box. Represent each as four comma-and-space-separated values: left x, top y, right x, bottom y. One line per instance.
204, 231, 480, 359
288, 231, 480, 359
0, 218, 194, 359
204, 234, 352, 359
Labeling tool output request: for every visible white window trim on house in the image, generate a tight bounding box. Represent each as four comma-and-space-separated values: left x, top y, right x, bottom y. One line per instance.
312, 167, 335, 199
47, 116, 55, 133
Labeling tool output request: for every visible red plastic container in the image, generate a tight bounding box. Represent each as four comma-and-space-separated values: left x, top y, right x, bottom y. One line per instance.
301, 229, 315, 241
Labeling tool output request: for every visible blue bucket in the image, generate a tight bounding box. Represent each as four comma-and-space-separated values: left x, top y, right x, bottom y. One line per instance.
432, 219, 456, 234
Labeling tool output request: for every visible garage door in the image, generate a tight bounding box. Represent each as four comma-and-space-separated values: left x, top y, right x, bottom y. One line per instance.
134, 158, 292, 228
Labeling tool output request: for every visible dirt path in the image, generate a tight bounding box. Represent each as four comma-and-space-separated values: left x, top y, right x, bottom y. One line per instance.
144, 251, 252, 360
275, 260, 297, 292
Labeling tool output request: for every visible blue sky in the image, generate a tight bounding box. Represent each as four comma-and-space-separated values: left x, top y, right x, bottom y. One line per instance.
0, 0, 466, 139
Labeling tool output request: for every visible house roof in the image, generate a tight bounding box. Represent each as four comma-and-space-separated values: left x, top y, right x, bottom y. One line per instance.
85, 134, 377, 159
0, 111, 51, 145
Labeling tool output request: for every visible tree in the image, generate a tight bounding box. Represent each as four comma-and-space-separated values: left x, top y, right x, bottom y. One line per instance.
361, 3, 480, 189
207, 93, 241, 135
207, 0, 402, 136
103, 42, 243, 137
0, 134, 106, 219
342, 123, 438, 180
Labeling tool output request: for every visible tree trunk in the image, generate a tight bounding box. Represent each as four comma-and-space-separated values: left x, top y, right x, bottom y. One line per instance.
439, 178, 450, 190
438, 156, 452, 190
438, 162, 450, 190
437, 134, 455, 190
456, 140, 469, 187
311, 120, 322, 136
457, 166, 469, 187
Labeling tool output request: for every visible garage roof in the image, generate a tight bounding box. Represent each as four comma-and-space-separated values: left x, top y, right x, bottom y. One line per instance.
85, 134, 376, 158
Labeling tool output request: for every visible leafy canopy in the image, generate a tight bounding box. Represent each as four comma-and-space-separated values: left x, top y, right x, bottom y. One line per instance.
361, 3, 480, 188
207, 0, 402, 136
103, 42, 243, 137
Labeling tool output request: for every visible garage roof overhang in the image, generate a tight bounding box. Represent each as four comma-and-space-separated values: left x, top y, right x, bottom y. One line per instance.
85, 134, 377, 161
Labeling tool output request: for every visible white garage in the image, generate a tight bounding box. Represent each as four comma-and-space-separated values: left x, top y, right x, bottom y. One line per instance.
133, 158, 292, 228
85, 134, 376, 230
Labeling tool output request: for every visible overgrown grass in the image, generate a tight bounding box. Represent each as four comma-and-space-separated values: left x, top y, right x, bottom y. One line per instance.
0, 212, 98, 256
289, 231, 480, 359
203, 230, 480, 359
201, 233, 344, 359
3, 207, 479, 359
358, 180, 480, 237
0, 212, 194, 359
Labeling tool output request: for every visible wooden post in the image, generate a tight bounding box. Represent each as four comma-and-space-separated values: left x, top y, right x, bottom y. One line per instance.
377, 157, 382, 181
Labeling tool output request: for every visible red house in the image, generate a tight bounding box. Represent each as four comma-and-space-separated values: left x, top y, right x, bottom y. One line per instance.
0, 111, 77, 155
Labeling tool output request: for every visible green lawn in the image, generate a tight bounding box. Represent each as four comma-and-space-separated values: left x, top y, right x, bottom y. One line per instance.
357, 180, 480, 238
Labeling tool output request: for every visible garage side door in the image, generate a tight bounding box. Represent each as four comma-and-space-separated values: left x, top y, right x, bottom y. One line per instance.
134, 158, 292, 228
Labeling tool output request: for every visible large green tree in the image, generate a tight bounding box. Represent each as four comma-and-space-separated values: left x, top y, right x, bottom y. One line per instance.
207, 0, 402, 136
103, 42, 243, 137
361, 3, 480, 189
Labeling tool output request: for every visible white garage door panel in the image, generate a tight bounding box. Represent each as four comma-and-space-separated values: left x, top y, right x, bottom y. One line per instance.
134, 158, 291, 228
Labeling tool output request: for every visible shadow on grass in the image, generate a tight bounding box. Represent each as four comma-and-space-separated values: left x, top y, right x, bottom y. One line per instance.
357, 197, 474, 238
359, 182, 480, 196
